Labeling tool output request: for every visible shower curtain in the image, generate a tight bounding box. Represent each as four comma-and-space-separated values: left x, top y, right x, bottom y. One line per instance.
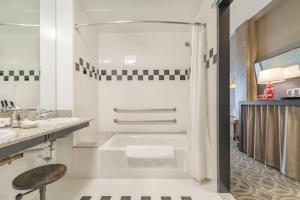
189, 26, 212, 181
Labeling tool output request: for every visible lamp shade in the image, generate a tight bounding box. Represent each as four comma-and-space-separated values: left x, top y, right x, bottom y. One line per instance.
283, 64, 300, 79
258, 68, 285, 84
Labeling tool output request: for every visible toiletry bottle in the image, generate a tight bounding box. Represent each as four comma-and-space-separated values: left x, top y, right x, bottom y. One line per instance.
11, 111, 21, 128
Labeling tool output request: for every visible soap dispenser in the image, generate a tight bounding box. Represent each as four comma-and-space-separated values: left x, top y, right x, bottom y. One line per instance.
11, 111, 21, 128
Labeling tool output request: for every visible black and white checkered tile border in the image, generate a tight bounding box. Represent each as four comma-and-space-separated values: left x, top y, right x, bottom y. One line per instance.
80, 195, 192, 200
204, 48, 218, 69
75, 57, 190, 81
0, 69, 40, 81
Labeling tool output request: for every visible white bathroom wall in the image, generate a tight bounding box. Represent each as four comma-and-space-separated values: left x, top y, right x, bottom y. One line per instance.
73, 2, 99, 143
40, 0, 56, 110
56, 0, 74, 110
0, 144, 56, 200
98, 32, 191, 133
193, 0, 218, 190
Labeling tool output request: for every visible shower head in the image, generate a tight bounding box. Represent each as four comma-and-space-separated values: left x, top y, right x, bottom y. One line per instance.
185, 42, 192, 55
185, 42, 191, 47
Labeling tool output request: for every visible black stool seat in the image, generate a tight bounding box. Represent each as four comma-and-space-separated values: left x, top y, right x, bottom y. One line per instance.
13, 164, 67, 190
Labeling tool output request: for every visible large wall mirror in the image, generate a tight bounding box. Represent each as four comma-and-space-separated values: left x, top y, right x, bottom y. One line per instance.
0, 0, 56, 111
254, 47, 300, 82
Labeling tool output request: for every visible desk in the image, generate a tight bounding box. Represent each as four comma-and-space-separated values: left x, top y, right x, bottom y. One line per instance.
239, 100, 300, 181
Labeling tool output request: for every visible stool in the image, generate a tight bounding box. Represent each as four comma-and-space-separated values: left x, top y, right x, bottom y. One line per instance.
12, 164, 67, 200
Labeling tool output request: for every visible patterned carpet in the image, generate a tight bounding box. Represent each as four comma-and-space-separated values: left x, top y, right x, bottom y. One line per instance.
230, 142, 300, 200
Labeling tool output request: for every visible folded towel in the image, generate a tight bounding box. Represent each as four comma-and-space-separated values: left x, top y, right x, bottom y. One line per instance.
126, 145, 175, 159
0, 118, 10, 128
20, 120, 38, 129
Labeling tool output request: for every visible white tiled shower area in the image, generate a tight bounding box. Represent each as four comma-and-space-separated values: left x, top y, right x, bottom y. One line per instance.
35, 0, 232, 199
73, 30, 192, 178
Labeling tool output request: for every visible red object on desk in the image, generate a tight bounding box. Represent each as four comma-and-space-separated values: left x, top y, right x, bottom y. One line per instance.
258, 82, 274, 99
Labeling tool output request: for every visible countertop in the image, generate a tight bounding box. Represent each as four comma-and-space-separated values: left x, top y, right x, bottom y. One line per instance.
0, 118, 92, 149
239, 99, 300, 106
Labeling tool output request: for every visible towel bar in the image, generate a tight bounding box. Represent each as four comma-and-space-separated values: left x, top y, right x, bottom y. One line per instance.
114, 108, 176, 113
114, 119, 177, 124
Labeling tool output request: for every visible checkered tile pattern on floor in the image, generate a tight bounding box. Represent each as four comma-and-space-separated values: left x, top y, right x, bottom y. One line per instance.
80, 196, 193, 200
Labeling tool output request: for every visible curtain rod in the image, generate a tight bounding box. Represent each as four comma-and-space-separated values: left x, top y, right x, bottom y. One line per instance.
0, 23, 39, 27
75, 20, 206, 29
211, 0, 223, 8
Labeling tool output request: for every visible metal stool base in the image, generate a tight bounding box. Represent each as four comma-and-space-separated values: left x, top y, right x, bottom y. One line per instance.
15, 186, 46, 200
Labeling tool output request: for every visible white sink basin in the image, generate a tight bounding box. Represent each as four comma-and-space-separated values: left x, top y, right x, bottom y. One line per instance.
37, 118, 80, 126
0, 130, 16, 140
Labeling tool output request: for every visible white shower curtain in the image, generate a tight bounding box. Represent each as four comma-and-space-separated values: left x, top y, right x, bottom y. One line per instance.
189, 26, 212, 181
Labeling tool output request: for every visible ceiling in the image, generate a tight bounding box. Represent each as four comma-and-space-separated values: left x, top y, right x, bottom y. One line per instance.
76, 0, 205, 32
0, 0, 39, 24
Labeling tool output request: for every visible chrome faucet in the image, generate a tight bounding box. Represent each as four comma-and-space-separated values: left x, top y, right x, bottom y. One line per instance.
37, 109, 53, 120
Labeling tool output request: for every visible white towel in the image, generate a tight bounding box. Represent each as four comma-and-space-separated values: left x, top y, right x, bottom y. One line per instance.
0, 118, 10, 128
126, 145, 175, 159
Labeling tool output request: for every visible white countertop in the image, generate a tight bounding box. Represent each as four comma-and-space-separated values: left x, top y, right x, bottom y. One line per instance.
0, 118, 92, 149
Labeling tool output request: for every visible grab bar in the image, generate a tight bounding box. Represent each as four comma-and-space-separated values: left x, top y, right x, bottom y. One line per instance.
114, 108, 176, 113
114, 119, 177, 124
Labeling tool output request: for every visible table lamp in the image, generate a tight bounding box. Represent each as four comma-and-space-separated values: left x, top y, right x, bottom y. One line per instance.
283, 64, 300, 79
257, 68, 285, 99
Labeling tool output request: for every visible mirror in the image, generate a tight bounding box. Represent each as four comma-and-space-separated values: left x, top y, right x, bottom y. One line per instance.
0, 0, 40, 109
0, 0, 57, 111
254, 47, 300, 82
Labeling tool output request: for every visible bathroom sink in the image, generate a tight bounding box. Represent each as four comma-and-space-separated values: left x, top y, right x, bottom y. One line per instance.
37, 118, 80, 126
0, 130, 16, 140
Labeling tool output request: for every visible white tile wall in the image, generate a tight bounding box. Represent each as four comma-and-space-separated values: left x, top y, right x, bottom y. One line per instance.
99, 32, 191, 67
98, 32, 191, 133
73, 1, 99, 144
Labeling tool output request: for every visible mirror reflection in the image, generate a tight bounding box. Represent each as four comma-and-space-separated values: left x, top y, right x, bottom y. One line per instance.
254, 47, 300, 82
0, 0, 40, 110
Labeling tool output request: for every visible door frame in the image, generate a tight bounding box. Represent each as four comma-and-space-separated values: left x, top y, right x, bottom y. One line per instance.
217, 0, 233, 193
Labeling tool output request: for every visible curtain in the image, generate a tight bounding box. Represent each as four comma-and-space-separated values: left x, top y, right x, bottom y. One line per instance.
234, 20, 258, 115
246, 20, 258, 100
241, 105, 300, 181
189, 26, 211, 181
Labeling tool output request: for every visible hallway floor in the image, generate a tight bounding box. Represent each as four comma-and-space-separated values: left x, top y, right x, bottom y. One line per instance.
231, 142, 300, 200
29, 178, 233, 200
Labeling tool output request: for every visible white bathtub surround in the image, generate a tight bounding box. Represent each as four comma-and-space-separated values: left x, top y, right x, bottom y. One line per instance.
189, 26, 211, 181
126, 145, 175, 160
72, 134, 189, 178
98, 134, 188, 178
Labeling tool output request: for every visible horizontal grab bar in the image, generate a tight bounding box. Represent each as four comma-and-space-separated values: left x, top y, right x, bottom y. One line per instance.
114, 108, 176, 113
114, 119, 177, 124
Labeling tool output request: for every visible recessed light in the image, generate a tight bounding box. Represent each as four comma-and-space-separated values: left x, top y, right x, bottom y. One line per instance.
85, 8, 113, 12
23, 10, 40, 13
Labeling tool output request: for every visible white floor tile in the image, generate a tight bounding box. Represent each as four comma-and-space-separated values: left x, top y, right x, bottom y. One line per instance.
38, 178, 225, 200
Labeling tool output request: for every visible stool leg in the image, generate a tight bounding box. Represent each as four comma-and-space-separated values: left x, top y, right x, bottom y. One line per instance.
39, 186, 46, 200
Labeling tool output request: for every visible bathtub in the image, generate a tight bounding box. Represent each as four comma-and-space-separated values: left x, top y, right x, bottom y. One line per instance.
98, 133, 190, 178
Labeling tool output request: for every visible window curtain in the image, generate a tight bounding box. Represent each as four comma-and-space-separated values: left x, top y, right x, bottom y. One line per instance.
234, 19, 258, 114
